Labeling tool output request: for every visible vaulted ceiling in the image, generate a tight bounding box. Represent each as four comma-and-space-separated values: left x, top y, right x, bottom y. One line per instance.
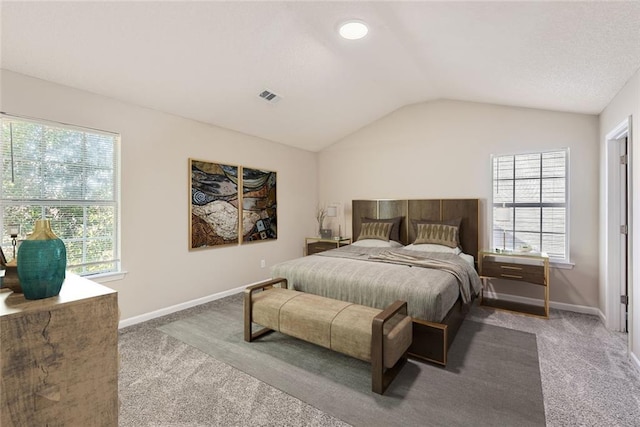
2, 1, 640, 151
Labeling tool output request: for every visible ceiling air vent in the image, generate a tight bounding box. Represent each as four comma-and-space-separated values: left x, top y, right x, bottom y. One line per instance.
258, 89, 282, 104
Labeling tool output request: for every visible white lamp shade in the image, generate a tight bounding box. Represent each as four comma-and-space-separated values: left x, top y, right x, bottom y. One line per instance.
8, 225, 20, 237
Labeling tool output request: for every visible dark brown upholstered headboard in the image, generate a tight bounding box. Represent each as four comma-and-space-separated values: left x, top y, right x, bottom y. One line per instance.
352, 199, 480, 264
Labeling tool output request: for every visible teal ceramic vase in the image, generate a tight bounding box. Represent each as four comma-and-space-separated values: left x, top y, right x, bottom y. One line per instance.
17, 219, 67, 300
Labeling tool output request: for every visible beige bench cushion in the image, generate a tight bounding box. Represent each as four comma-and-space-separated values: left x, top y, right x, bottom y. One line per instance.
332, 304, 412, 368
381, 314, 413, 368
252, 287, 300, 331
252, 288, 412, 368
331, 304, 378, 361
279, 292, 351, 349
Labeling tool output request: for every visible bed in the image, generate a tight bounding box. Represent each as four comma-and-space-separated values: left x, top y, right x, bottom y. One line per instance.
272, 199, 482, 365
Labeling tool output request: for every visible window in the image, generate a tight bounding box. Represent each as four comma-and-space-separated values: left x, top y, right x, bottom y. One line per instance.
492, 149, 568, 262
1, 114, 120, 276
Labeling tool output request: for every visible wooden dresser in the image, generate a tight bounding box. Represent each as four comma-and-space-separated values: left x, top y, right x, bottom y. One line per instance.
1, 274, 118, 426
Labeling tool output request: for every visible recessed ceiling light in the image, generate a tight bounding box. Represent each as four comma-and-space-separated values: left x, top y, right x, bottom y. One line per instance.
339, 20, 368, 40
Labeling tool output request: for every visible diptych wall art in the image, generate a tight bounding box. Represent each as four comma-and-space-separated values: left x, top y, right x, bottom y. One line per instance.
189, 159, 277, 250
241, 167, 277, 243
190, 159, 240, 248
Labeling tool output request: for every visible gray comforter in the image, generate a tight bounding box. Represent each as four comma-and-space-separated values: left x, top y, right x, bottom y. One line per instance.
271, 246, 482, 322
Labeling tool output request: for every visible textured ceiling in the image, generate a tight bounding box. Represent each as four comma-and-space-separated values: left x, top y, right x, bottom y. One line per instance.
2, 1, 640, 152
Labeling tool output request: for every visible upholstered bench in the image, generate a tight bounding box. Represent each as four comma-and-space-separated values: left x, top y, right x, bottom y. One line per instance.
244, 277, 412, 394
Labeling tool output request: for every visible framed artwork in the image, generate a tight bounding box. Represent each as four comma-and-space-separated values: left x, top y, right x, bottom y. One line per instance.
189, 159, 240, 249
241, 166, 277, 243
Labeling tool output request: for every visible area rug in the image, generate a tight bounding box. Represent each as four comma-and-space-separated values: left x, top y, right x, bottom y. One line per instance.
158, 297, 546, 426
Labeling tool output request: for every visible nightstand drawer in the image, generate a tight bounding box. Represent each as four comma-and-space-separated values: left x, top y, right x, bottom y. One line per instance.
481, 260, 546, 286
308, 241, 339, 254
305, 237, 351, 256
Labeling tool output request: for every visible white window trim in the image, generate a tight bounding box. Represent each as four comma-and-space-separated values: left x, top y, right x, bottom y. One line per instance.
89, 270, 128, 283
490, 148, 571, 265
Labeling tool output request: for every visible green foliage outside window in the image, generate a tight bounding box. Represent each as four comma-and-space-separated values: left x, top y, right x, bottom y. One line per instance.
1, 116, 120, 276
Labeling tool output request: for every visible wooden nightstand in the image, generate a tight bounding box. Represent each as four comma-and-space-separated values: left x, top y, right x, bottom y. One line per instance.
478, 250, 550, 318
305, 237, 351, 256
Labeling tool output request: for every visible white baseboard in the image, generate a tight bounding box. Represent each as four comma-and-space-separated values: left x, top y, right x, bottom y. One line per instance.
119, 283, 248, 329
631, 351, 640, 375
481, 290, 600, 316
122, 285, 603, 329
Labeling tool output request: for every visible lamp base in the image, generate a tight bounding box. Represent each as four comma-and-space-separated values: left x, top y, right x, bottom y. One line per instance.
320, 229, 332, 239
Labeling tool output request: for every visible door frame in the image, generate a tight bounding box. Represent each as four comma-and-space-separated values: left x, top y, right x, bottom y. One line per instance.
605, 117, 632, 332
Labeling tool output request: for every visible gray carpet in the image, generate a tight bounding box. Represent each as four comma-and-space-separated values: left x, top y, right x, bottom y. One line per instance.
158, 297, 545, 427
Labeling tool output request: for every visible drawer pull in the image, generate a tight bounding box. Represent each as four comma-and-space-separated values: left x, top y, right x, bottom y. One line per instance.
501, 274, 523, 279
500, 265, 522, 271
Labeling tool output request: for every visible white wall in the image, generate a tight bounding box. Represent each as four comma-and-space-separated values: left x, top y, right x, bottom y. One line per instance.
319, 99, 600, 308
1, 70, 318, 321
600, 68, 640, 367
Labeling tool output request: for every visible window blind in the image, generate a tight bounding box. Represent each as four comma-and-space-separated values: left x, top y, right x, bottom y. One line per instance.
1, 114, 120, 275
492, 150, 568, 261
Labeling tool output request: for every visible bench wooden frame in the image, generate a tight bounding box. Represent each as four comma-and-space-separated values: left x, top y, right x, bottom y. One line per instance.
244, 278, 410, 395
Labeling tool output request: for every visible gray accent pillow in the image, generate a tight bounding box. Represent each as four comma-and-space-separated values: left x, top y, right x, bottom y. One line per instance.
414, 223, 460, 248
410, 217, 461, 234
363, 216, 402, 242
358, 222, 393, 242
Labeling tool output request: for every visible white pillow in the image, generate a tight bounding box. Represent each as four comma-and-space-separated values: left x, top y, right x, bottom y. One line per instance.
458, 252, 475, 267
352, 239, 404, 248
404, 243, 462, 254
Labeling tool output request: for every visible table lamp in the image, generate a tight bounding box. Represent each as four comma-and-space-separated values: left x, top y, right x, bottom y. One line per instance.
9, 224, 20, 260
